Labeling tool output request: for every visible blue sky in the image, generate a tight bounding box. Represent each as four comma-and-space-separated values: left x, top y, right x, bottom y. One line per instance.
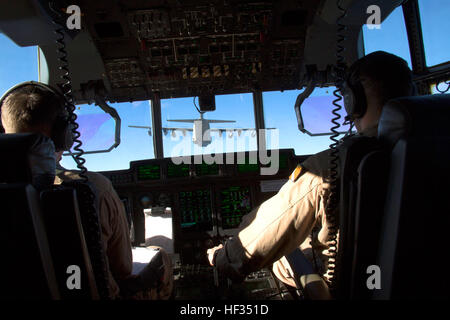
1, 2, 449, 172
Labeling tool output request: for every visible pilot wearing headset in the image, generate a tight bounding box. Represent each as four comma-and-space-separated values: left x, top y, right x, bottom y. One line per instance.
0, 82, 173, 300
207, 51, 415, 288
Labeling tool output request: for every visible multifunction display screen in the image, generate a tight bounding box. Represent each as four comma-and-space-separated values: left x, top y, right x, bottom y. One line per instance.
219, 186, 252, 229
179, 189, 213, 232
137, 164, 161, 180
168, 163, 190, 178
195, 162, 219, 176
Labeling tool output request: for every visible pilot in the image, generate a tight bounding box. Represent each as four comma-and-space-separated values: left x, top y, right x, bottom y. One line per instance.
207, 51, 415, 289
0, 82, 173, 300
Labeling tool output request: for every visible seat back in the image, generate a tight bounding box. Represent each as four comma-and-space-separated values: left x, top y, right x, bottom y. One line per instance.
0, 133, 107, 299
348, 149, 390, 299
62, 180, 111, 299
0, 133, 55, 189
0, 133, 59, 298
0, 183, 60, 299
334, 135, 385, 299
40, 187, 100, 299
374, 94, 450, 299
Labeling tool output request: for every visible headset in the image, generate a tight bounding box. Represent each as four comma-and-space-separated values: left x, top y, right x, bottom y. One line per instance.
340, 73, 368, 123
341, 76, 418, 123
0, 81, 74, 151
340, 53, 418, 123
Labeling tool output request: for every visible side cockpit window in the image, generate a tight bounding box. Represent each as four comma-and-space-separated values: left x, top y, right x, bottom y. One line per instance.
61, 101, 156, 171
362, 5, 412, 68
0, 33, 38, 98
418, 0, 450, 94
418, 0, 450, 67
263, 88, 350, 156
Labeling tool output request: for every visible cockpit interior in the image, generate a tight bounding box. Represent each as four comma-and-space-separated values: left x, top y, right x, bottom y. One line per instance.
0, 0, 449, 302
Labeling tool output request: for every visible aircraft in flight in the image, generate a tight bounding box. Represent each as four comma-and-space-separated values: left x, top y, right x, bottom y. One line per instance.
129, 109, 273, 147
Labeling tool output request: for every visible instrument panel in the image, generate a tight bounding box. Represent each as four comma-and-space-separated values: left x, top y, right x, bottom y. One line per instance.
99, 149, 306, 299
219, 185, 252, 230
179, 188, 213, 232
99, 149, 304, 266
79, 0, 321, 101
104, 149, 292, 185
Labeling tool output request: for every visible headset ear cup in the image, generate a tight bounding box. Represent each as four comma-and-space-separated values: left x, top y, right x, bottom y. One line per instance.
345, 80, 367, 119
52, 117, 74, 151
342, 81, 356, 118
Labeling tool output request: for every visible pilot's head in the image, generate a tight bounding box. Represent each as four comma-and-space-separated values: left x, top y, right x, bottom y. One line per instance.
342, 51, 414, 133
0, 82, 73, 157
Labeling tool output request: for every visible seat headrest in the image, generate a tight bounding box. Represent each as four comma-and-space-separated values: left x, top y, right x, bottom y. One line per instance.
378, 94, 450, 146
0, 133, 56, 189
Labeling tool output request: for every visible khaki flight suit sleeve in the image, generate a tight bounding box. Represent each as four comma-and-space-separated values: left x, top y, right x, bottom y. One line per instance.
214, 158, 330, 282
82, 172, 133, 297
98, 179, 133, 284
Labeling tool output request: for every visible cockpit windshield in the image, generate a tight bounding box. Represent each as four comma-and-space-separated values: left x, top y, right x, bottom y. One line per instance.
1, 0, 449, 173
60, 88, 349, 171
1, 0, 450, 303
161, 93, 257, 158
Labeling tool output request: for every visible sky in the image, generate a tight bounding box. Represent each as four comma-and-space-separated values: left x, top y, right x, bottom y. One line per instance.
0, 1, 449, 172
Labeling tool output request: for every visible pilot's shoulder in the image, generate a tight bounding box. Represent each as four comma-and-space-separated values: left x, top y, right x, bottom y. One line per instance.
288, 149, 331, 183
56, 169, 114, 194
84, 171, 114, 190
300, 149, 331, 177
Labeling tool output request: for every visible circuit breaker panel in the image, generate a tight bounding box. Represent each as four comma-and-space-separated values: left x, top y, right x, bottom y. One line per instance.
80, 0, 321, 101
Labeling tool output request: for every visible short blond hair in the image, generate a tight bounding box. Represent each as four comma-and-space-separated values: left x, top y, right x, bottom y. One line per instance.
1, 85, 61, 132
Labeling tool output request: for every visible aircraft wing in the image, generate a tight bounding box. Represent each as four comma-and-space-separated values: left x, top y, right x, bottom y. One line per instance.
209, 128, 244, 132
209, 127, 276, 131
128, 125, 153, 136
205, 120, 236, 123
163, 127, 194, 131
129, 125, 152, 129
166, 119, 197, 123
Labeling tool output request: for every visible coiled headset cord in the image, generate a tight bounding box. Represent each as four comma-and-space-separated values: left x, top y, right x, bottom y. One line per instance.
49, 4, 112, 298
51, 11, 89, 182
323, 0, 348, 290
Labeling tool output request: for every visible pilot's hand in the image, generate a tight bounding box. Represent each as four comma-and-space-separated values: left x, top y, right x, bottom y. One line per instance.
207, 244, 223, 266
